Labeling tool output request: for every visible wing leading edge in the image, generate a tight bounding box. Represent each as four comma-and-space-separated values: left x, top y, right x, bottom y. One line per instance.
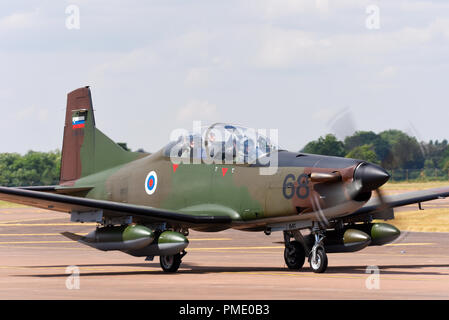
351, 186, 449, 217
0, 186, 232, 225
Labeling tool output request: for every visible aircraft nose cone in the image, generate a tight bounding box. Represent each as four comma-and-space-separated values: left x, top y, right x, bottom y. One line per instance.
354, 163, 390, 192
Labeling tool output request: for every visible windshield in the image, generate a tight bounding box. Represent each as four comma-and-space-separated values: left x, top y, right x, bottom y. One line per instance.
164, 123, 278, 164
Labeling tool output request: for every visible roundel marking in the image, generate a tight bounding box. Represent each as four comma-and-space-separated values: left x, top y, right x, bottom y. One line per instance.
145, 171, 158, 195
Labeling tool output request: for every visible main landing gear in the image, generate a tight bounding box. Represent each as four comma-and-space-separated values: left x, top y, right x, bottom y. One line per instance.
283, 232, 306, 269
283, 229, 328, 273
159, 250, 187, 273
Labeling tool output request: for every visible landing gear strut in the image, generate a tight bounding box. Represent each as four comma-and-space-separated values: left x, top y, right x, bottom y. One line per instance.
308, 232, 328, 273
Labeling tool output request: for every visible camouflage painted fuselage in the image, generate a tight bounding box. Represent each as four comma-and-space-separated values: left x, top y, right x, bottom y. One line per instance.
56, 87, 369, 232
66, 149, 366, 231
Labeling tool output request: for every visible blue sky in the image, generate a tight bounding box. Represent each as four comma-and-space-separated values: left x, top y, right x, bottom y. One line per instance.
1, 0, 449, 153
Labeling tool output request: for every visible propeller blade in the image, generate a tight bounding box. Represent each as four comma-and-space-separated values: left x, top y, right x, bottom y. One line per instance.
372, 188, 395, 220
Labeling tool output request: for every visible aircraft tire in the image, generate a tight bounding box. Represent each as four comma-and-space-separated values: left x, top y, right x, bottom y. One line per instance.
160, 253, 182, 273
309, 247, 328, 273
284, 241, 306, 269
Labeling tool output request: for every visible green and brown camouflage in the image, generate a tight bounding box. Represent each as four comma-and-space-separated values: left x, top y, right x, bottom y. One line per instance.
58, 89, 369, 229
2, 86, 449, 273
56, 88, 387, 232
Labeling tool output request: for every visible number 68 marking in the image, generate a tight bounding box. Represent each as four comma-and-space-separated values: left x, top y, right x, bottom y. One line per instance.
282, 173, 309, 199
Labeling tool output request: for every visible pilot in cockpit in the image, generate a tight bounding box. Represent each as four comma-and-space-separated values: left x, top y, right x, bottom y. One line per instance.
243, 138, 256, 164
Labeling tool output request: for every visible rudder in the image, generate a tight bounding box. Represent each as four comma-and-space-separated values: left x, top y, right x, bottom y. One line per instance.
60, 86, 144, 185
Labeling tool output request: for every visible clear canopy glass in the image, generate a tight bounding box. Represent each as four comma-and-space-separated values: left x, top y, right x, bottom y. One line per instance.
164, 123, 278, 164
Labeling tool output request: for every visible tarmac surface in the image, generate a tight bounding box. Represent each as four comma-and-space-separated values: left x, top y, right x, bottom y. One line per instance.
1, 207, 449, 299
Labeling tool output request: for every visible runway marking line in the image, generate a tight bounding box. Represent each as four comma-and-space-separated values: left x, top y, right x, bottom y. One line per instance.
0, 233, 87, 236
0, 239, 236, 245
218, 271, 449, 282
0, 245, 86, 250
0, 234, 232, 241
0, 241, 74, 244
0, 266, 161, 272
0, 265, 446, 282
188, 246, 284, 251
189, 238, 232, 241
385, 243, 435, 246
0, 243, 438, 250
0, 223, 96, 227
0, 217, 70, 224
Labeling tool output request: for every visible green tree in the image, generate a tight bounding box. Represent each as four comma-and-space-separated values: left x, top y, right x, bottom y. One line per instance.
344, 131, 390, 164
301, 134, 345, 157
345, 144, 379, 164
380, 130, 424, 169
0, 150, 61, 187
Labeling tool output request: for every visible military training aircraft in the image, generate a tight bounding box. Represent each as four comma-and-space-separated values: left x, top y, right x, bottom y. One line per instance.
1, 86, 449, 273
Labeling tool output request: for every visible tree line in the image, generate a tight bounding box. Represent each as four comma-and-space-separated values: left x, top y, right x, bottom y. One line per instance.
0, 150, 61, 187
1, 129, 449, 186
302, 130, 449, 180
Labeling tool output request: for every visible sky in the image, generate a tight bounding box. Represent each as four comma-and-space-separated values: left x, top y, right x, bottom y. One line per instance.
1, 0, 449, 153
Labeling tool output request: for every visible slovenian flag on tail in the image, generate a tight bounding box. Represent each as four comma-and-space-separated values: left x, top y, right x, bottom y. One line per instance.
72, 115, 86, 129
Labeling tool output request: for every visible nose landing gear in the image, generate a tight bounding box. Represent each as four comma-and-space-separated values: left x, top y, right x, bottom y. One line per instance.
283, 228, 328, 273
308, 232, 328, 273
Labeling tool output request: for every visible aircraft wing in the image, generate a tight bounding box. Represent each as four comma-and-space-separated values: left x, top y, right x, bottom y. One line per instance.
0, 186, 232, 225
233, 185, 449, 231
350, 185, 449, 217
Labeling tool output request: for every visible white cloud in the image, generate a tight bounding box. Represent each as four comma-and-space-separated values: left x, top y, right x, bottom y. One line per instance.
15, 105, 48, 121
184, 68, 209, 87
0, 9, 40, 31
312, 108, 337, 122
176, 100, 219, 123
378, 66, 398, 78
253, 18, 449, 69
247, 0, 357, 19
254, 27, 332, 68
2, 1, 449, 153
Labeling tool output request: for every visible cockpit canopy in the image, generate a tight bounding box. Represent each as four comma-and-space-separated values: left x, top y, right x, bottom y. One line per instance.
164, 123, 278, 164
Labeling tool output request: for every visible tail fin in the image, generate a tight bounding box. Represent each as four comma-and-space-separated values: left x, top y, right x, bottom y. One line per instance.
60, 86, 144, 185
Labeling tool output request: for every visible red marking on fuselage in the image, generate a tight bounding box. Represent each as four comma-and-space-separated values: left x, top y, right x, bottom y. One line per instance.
222, 167, 228, 176
72, 124, 85, 129
173, 164, 179, 172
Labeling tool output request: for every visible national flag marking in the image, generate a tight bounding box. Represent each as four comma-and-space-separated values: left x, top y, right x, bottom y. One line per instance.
72, 115, 86, 129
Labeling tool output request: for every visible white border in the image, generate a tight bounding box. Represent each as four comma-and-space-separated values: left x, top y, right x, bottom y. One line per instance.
145, 171, 158, 195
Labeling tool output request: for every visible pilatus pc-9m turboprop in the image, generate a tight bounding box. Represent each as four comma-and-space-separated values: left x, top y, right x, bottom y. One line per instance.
2, 87, 449, 273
